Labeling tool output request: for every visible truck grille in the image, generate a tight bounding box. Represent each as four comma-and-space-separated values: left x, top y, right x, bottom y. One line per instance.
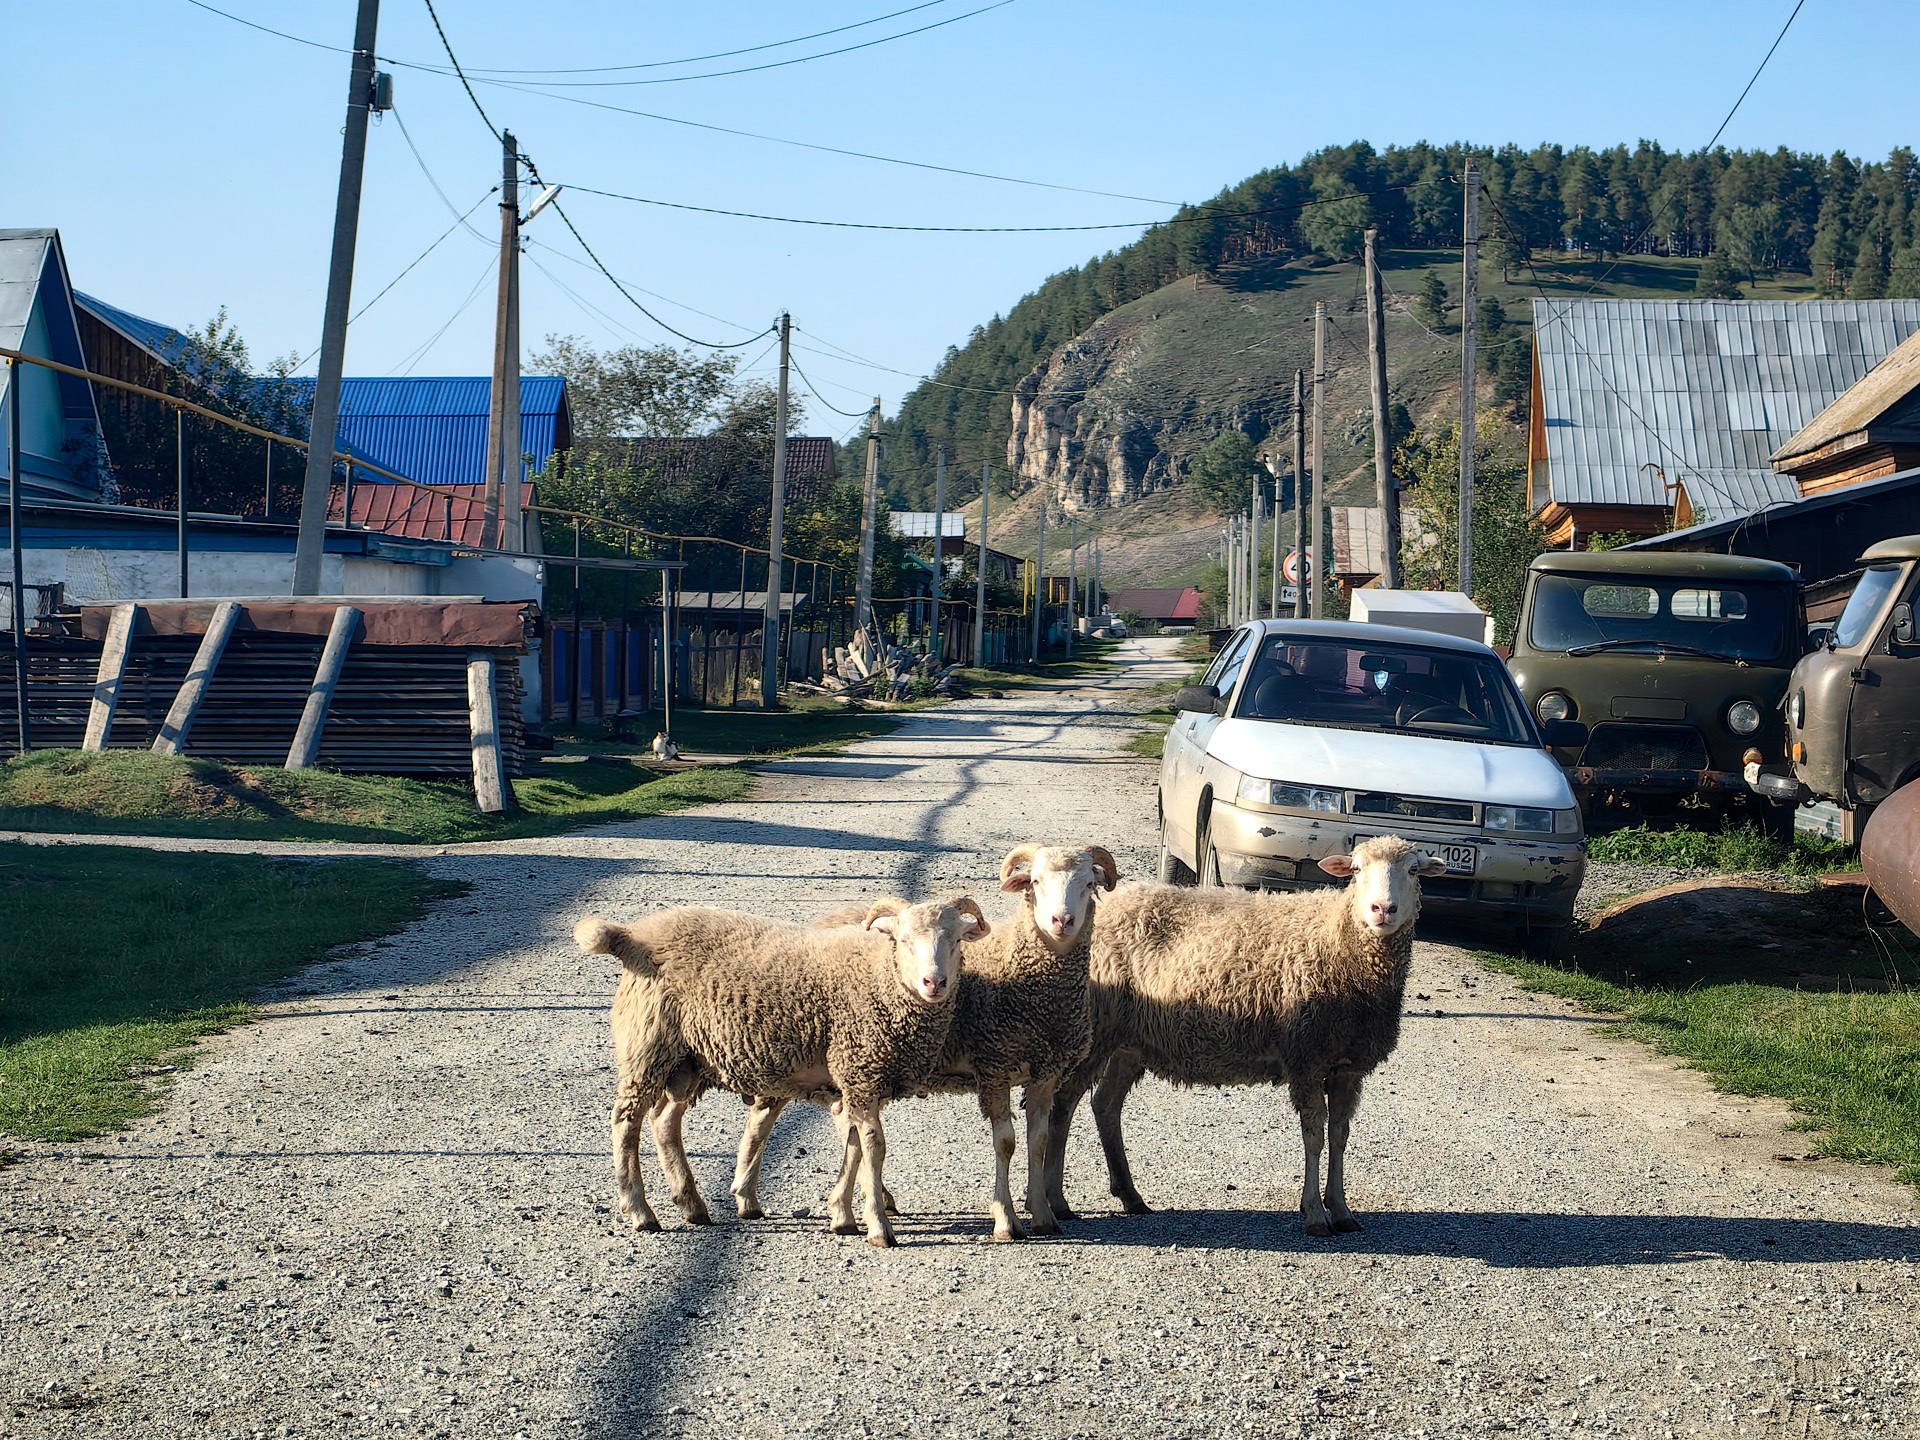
1580, 723, 1710, 772
1351, 792, 1477, 824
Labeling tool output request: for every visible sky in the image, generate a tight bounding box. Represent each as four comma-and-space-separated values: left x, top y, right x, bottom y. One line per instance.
10, 1, 1916, 441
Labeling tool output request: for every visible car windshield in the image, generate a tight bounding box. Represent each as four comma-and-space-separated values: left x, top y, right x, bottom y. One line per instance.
1833, 564, 1908, 648
1526, 573, 1796, 662
1233, 636, 1534, 744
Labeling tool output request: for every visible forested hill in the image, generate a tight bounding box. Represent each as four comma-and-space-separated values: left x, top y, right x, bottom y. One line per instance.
865, 139, 1920, 511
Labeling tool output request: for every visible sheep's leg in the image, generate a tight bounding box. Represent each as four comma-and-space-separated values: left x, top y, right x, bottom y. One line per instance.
1022, 1081, 1063, 1235
826, 1101, 863, 1236
1092, 1050, 1153, 1216
1044, 1057, 1100, 1221
611, 1062, 672, 1232
731, 1097, 787, 1220
648, 1094, 713, 1225
843, 1099, 895, 1248
1291, 1078, 1336, 1237
1323, 1071, 1365, 1234
980, 1085, 1028, 1241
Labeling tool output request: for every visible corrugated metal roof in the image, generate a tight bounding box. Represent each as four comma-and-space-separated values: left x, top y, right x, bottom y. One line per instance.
2, 231, 105, 502
1108, 586, 1203, 620
889, 511, 967, 538
71, 289, 188, 364
1771, 325, 1920, 462
331, 480, 501, 547
1532, 299, 1920, 509
281, 376, 569, 489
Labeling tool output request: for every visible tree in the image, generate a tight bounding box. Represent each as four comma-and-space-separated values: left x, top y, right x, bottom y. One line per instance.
1476, 296, 1507, 346
1483, 224, 1527, 283
1717, 201, 1784, 283
1187, 429, 1265, 515
1493, 327, 1533, 419
1297, 183, 1372, 261
1888, 242, 1920, 299
1415, 271, 1448, 329
1693, 252, 1745, 299
529, 334, 741, 438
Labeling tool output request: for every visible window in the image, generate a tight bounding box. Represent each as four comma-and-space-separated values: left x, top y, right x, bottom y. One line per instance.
1670, 589, 1749, 620
1834, 565, 1908, 649
1208, 629, 1256, 704
1234, 636, 1532, 744
1528, 574, 1795, 662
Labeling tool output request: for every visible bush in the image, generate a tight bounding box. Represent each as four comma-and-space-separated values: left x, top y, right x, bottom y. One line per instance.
1588, 823, 1854, 875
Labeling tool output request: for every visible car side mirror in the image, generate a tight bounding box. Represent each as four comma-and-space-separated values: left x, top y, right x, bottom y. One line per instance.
1174, 684, 1222, 715
1893, 602, 1914, 646
1540, 719, 1589, 748
1804, 626, 1832, 655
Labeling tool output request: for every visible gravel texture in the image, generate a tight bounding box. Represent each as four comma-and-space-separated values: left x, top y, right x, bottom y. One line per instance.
4, 637, 1917, 1440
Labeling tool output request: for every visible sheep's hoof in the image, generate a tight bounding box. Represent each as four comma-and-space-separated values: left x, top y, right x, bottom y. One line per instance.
866, 1230, 897, 1249
1304, 1221, 1335, 1238
628, 1211, 662, 1233
881, 1190, 901, 1216
829, 1218, 862, 1236
735, 1199, 765, 1221
1118, 1194, 1154, 1217
1333, 1216, 1364, 1234
991, 1223, 1028, 1242
683, 1207, 714, 1227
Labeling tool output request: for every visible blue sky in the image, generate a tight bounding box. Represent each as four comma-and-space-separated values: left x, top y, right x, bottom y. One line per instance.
11, 1, 1913, 438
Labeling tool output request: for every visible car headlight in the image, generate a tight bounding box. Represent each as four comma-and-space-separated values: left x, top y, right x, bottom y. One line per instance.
1238, 777, 1345, 813
1484, 804, 1556, 834
1790, 689, 1804, 728
1726, 700, 1762, 735
1554, 807, 1582, 835
1535, 691, 1573, 724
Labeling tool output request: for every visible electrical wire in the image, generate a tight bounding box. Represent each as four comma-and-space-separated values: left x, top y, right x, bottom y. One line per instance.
390, 257, 497, 376
522, 238, 761, 336
547, 201, 774, 350
788, 354, 877, 417
421, 0, 502, 140
389, 104, 495, 243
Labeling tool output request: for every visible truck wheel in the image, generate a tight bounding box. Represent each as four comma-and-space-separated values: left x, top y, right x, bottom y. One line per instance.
1757, 798, 1797, 844
1519, 923, 1573, 964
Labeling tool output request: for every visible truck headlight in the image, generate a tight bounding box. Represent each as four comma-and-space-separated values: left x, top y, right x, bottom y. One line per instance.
1554, 807, 1582, 835
1726, 700, 1762, 735
1790, 689, 1804, 728
1535, 691, 1573, 723
1238, 777, 1345, 813
1484, 804, 1556, 834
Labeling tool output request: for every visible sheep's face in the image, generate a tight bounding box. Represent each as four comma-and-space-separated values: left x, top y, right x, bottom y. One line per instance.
1001, 844, 1120, 950
868, 898, 987, 1004
1318, 836, 1446, 938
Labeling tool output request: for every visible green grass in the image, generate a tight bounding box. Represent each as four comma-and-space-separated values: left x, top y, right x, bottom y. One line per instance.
955, 638, 1126, 695
1481, 878, 1920, 1185
552, 695, 911, 760
1588, 822, 1857, 875
0, 843, 462, 1143
0, 748, 749, 845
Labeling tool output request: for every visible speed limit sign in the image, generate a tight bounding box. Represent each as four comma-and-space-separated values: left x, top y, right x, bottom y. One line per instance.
1283, 549, 1317, 585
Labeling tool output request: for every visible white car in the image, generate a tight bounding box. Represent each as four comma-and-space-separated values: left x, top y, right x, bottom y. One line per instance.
1158, 619, 1587, 954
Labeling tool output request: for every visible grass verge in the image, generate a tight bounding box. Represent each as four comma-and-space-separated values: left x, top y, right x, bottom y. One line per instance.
0, 843, 462, 1143
1481, 884, 1920, 1185
0, 749, 749, 846
552, 693, 908, 759
1588, 822, 1856, 875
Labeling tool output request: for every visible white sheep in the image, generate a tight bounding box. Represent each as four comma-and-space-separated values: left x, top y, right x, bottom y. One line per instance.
1043, 834, 1445, 1236
574, 895, 988, 1246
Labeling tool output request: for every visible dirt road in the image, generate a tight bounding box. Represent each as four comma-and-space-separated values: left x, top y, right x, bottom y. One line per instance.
4, 638, 1915, 1439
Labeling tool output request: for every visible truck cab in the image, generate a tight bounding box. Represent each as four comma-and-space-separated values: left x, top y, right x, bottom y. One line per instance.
1508, 551, 1803, 834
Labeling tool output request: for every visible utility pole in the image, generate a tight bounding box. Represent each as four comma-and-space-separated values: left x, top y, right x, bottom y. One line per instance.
1365, 228, 1403, 589
973, 460, 990, 667
1311, 301, 1327, 619
1292, 369, 1307, 618
1248, 479, 1261, 621
1270, 466, 1283, 617
7, 356, 27, 754
292, 0, 380, 596
929, 443, 946, 668
1460, 159, 1480, 598
855, 398, 881, 634
1091, 536, 1100, 621
761, 313, 791, 708
482, 130, 520, 552
1065, 514, 1077, 656
1030, 502, 1047, 663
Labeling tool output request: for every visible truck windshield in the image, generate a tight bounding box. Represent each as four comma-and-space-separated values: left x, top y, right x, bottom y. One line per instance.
1234, 636, 1534, 744
1833, 565, 1907, 648
1527, 574, 1795, 662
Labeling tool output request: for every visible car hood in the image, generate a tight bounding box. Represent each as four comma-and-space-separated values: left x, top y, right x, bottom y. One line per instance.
1207, 719, 1575, 809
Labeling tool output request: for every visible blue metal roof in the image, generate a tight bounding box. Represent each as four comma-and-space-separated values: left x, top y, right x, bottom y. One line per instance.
283, 376, 570, 488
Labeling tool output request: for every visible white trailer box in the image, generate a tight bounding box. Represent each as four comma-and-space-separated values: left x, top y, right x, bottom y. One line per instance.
1348, 589, 1495, 646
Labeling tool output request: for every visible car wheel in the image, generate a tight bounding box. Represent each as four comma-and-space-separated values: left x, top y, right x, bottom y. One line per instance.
1199, 830, 1224, 889
1519, 923, 1573, 964
1158, 810, 1195, 887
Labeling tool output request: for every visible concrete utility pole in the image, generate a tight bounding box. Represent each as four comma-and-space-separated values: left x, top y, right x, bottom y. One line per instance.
1311, 301, 1327, 619
1292, 369, 1307, 618
1030, 501, 1047, 662
1460, 160, 1480, 598
855, 398, 881, 633
1365, 228, 1403, 589
1248, 480, 1261, 621
293, 0, 380, 596
482, 130, 520, 552
1091, 536, 1100, 621
760, 312, 791, 708
1270, 465, 1284, 617
972, 460, 990, 667
1065, 514, 1077, 656
929, 443, 946, 667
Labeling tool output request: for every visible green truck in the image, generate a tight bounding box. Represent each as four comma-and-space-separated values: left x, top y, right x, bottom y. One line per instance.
1507, 551, 1805, 835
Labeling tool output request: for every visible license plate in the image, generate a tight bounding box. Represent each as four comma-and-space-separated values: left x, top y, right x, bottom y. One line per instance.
1420, 843, 1478, 876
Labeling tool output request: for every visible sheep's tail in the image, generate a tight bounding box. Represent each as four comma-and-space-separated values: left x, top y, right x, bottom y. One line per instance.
574, 916, 658, 976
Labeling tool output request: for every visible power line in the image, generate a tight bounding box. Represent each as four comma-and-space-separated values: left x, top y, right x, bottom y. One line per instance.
523, 238, 761, 336
788, 354, 876, 418
391, 256, 497, 376
389, 104, 494, 243
420, 0, 501, 141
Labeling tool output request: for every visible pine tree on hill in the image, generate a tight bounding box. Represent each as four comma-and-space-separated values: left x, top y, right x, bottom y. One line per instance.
1694, 252, 1745, 299
1415, 272, 1449, 329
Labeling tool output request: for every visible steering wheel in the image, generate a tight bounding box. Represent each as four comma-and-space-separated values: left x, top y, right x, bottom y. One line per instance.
1401, 702, 1479, 727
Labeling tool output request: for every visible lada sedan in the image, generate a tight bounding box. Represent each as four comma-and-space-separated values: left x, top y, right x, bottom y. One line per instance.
1158, 619, 1587, 955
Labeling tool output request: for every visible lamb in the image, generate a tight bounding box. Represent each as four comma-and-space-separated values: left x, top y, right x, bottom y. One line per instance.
574, 894, 988, 1246
1042, 834, 1446, 1236
736, 843, 1120, 1241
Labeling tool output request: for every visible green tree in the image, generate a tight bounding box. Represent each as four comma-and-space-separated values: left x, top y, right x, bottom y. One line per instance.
529, 334, 743, 438
1297, 186, 1372, 261
1415, 271, 1449, 329
1888, 242, 1920, 299
1692, 252, 1745, 299
1476, 296, 1507, 346
1493, 327, 1533, 419
1717, 201, 1784, 283
1187, 429, 1265, 515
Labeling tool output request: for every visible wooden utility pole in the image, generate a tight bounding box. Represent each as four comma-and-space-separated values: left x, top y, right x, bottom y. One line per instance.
1460, 160, 1479, 597
293, 0, 380, 596
1065, 514, 1077, 656
1091, 536, 1100, 621
929, 443, 946, 667
482, 131, 520, 552
1270, 467, 1284, 617
1311, 300, 1327, 619
760, 312, 791, 708
1292, 369, 1306, 618
1030, 502, 1046, 662
973, 460, 990, 668
1365, 228, 1403, 588
854, 398, 881, 633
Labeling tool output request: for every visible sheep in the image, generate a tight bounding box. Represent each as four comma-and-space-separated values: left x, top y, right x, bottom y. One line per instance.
574, 895, 988, 1246
1042, 834, 1446, 1237
736, 843, 1121, 1241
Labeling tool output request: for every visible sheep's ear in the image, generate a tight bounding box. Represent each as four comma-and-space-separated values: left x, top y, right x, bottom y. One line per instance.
862, 897, 908, 930
999, 843, 1042, 890
951, 896, 991, 940
1413, 856, 1449, 877
1317, 855, 1357, 878
866, 914, 900, 937
1083, 845, 1120, 892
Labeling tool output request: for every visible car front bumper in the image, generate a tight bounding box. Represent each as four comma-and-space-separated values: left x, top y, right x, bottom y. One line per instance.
1208, 801, 1586, 927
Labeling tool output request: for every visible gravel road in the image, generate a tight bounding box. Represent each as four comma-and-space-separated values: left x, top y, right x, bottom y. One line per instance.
5, 637, 1916, 1440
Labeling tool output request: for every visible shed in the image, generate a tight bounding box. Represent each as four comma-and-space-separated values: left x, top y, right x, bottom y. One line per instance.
1347, 590, 1493, 646
1107, 587, 1203, 624
0, 230, 108, 502
1770, 326, 1920, 495
1528, 299, 1920, 545
1329, 506, 1388, 588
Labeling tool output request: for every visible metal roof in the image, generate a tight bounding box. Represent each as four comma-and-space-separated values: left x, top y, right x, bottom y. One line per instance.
1620, 464, 1920, 552
331, 479, 543, 548
1532, 299, 1920, 510
1108, 586, 1203, 621
1, 231, 105, 502
889, 511, 967, 538
1771, 325, 1920, 464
